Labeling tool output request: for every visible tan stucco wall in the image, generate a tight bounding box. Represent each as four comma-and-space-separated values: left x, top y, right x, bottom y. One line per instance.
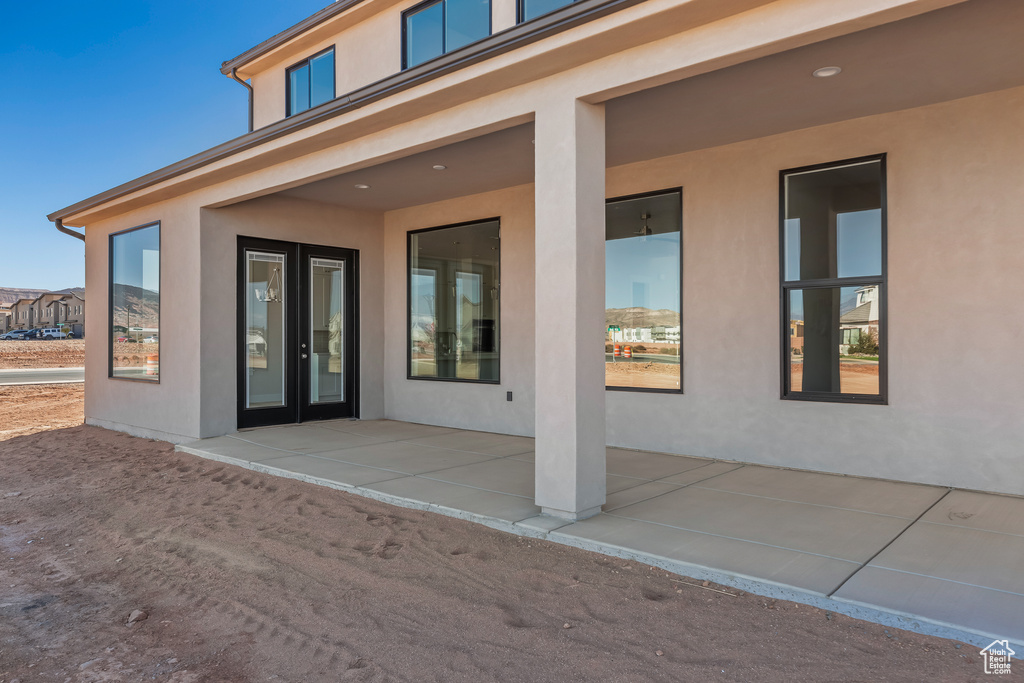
375, 85, 1024, 495
383, 184, 536, 435
83, 200, 203, 443
251, 0, 521, 130
598, 85, 1024, 495
198, 196, 386, 438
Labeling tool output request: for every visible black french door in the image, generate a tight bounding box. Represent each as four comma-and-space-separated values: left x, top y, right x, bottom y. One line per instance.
237, 237, 358, 429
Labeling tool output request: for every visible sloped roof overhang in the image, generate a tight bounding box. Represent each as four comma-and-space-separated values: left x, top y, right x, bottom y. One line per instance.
48, 0, 644, 225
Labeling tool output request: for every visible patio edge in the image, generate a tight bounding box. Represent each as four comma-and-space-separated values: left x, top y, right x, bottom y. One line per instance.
173, 443, 1022, 651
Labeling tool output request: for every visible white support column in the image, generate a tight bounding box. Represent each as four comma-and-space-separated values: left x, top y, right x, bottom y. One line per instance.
533, 98, 606, 521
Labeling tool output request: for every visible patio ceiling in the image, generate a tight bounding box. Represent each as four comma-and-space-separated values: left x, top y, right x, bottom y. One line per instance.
273, 0, 1024, 212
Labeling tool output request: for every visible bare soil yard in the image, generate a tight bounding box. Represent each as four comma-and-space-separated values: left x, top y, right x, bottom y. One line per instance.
0, 386, 982, 681
0, 339, 85, 369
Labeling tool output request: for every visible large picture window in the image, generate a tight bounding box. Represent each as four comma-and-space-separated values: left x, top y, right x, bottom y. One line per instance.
781, 155, 886, 402
408, 219, 500, 382
110, 222, 160, 381
286, 47, 335, 116
403, 0, 491, 69
605, 189, 682, 392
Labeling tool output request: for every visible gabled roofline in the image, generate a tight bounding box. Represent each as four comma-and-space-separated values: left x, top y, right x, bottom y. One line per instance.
48, 0, 642, 225
220, 0, 367, 76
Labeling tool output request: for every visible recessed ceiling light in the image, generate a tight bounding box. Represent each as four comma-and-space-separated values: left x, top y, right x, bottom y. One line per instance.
432, 164, 447, 171
812, 66, 842, 78
354, 183, 370, 189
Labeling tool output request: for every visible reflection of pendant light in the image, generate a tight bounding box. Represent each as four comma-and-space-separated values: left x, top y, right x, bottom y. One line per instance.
256, 267, 282, 303
637, 213, 652, 241
451, 241, 460, 298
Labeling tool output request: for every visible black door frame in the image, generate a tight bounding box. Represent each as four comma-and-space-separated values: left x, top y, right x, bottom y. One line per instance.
236, 236, 359, 429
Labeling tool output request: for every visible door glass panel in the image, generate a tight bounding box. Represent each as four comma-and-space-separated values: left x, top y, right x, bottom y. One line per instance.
310, 257, 345, 404
246, 251, 286, 408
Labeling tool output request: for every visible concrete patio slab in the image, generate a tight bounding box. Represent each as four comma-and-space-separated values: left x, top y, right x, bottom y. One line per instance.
322, 419, 459, 441
553, 513, 860, 595
921, 489, 1024, 536
696, 465, 947, 517
234, 424, 383, 453
843, 520, 1024, 596
312, 440, 496, 475
602, 481, 683, 512
255, 453, 410, 488
405, 430, 535, 457
421, 457, 536, 497
658, 461, 744, 485
363, 476, 541, 523
176, 419, 1024, 648
605, 448, 711, 479
832, 566, 1024, 643
609, 485, 915, 564
178, 436, 294, 464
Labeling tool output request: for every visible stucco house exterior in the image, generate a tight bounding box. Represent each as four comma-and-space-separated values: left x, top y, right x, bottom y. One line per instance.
10, 298, 36, 331
46, 291, 87, 337
48, 0, 1024, 520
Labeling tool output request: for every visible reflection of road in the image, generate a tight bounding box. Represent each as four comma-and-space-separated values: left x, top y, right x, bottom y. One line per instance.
790, 358, 879, 366
605, 354, 679, 365
0, 367, 85, 385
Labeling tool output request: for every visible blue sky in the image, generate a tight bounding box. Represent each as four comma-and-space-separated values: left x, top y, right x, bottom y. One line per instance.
0, 0, 331, 291
606, 234, 680, 311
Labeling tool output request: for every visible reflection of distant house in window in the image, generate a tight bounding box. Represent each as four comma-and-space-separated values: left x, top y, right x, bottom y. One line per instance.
790, 320, 804, 352
840, 285, 880, 352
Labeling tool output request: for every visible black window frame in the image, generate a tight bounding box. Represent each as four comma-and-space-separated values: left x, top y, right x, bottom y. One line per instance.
108, 221, 161, 383
401, 0, 493, 71
406, 217, 502, 385
516, 0, 577, 24
779, 153, 888, 405
605, 187, 684, 395
285, 46, 336, 117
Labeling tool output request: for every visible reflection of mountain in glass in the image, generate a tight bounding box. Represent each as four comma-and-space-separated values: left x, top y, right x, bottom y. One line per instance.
112, 283, 159, 330
605, 307, 680, 329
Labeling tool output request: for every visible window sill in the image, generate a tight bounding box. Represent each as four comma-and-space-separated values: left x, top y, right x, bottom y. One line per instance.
783, 392, 886, 406
606, 386, 682, 395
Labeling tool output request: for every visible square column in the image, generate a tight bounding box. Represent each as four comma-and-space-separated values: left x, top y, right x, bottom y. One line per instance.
534, 98, 607, 520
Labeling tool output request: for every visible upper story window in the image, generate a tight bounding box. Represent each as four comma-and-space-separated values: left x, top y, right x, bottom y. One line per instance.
286, 48, 335, 116
781, 155, 886, 403
403, 0, 491, 69
519, 0, 574, 23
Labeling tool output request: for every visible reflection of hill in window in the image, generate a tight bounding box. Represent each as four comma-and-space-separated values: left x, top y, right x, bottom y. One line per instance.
112, 283, 160, 328
605, 307, 680, 329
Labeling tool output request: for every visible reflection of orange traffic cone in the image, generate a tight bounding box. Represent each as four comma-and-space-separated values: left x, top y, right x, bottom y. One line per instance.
146, 354, 159, 376
624, 345, 632, 358
613, 344, 621, 357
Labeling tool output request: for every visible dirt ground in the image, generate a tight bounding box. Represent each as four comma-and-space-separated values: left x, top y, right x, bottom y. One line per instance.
0, 387, 988, 682
606, 361, 680, 390
0, 339, 85, 369
791, 361, 880, 394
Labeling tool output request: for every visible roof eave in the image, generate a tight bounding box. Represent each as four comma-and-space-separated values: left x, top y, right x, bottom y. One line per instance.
219, 0, 367, 76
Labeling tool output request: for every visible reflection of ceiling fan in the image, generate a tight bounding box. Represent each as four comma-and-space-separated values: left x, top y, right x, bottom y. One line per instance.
255, 267, 282, 303
635, 213, 652, 238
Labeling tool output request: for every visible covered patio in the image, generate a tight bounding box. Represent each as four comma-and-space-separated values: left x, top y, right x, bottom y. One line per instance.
178, 419, 1024, 649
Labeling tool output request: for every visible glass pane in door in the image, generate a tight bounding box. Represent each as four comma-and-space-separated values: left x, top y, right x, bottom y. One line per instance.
246, 251, 287, 408
309, 258, 345, 404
